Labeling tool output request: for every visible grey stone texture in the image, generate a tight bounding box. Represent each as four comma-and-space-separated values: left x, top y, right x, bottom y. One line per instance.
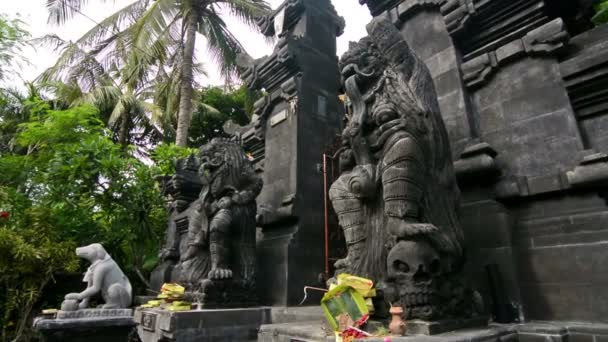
33, 316, 135, 342
150, 139, 263, 307
379, 1, 474, 156
258, 322, 334, 342
403, 317, 489, 336
134, 306, 323, 342
359, 0, 608, 324
239, 0, 345, 306
561, 24, 608, 151
135, 307, 271, 342
327, 16, 472, 321
56, 308, 132, 319
258, 321, 608, 342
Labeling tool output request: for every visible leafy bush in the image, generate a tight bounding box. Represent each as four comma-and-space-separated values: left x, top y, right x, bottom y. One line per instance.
150, 143, 197, 176
0, 99, 168, 341
0, 14, 30, 82
592, 0, 608, 25
188, 85, 260, 147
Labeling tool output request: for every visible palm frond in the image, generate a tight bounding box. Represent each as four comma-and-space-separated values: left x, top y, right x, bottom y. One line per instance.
46, 0, 89, 25
108, 97, 126, 127
198, 12, 245, 80
74, 0, 149, 48
141, 101, 165, 127
30, 34, 69, 52
37, 41, 85, 84
130, 0, 179, 52
200, 103, 221, 116
211, 0, 271, 28
86, 85, 122, 109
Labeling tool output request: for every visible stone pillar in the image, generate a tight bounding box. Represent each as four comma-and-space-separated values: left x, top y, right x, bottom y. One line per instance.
240, 0, 345, 306
34, 312, 135, 342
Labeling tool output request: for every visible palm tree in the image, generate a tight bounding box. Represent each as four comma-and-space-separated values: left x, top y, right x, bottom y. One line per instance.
46, 0, 272, 146
0, 14, 30, 82
35, 34, 169, 148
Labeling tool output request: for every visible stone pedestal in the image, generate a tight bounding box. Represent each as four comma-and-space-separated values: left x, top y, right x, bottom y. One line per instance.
258, 317, 488, 342
404, 317, 488, 336
259, 321, 608, 342
33, 313, 135, 342
134, 307, 271, 342
258, 322, 333, 342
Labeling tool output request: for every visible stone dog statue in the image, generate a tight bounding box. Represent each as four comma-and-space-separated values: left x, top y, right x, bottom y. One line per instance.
62, 243, 132, 310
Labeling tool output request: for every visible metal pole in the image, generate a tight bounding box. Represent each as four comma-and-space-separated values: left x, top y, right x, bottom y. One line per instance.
323, 153, 330, 276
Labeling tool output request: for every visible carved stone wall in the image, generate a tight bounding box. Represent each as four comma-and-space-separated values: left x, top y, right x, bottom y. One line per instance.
561, 24, 608, 152
359, 0, 608, 323
376, 0, 475, 157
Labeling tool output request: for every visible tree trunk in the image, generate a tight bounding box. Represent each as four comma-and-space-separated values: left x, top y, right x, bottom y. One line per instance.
118, 110, 129, 147
175, 9, 197, 147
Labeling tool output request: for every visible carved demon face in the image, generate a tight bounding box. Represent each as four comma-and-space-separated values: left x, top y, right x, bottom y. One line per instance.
339, 37, 382, 84
198, 138, 227, 177
387, 239, 442, 319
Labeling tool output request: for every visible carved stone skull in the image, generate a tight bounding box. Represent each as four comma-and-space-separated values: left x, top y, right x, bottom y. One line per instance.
387, 239, 442, 319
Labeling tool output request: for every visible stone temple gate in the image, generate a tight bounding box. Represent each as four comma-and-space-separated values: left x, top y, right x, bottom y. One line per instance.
49, 1, 608, 341
358, 0, 608, 323
242, 0, 608, 324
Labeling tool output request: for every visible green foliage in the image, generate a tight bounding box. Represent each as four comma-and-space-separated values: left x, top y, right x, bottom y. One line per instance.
0, 188, 78, 341
0, 97, 167, 341
36, 33, 168, 148
0, 13, 30, 81
188, 85, 260, 147
16, 104, 104, 149
43, 0, 270, 146
0, 89, 27, 154
592, 0, 608, 25
150, 143, 197, 176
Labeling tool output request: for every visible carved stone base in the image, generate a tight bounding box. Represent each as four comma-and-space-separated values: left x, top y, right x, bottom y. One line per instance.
134, 307, 271, 342
186, 279, 257, 308
259, 319, 497, 342
56, 308, 133, 319
33, 315, 135, 342
404, 316, 488, 335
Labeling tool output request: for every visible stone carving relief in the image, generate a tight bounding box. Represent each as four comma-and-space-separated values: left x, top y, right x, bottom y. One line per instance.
330, 17, 475, 320
442, 0, 476, 36
462, 18, 569, 89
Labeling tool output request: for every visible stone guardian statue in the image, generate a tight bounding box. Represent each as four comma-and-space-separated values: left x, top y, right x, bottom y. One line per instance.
330, 17, 472, 320
155, 138, 263, 306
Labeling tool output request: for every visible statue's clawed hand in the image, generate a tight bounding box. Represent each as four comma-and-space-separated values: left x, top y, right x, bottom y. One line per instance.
217, 196, 232, 209
334, 257, 351, 270
208, 268, 233, 280
78, 299, 89, 309
388, 217, 438, 238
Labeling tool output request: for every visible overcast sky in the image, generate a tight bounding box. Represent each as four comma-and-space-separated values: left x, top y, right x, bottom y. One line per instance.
2, 0, 371, 88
